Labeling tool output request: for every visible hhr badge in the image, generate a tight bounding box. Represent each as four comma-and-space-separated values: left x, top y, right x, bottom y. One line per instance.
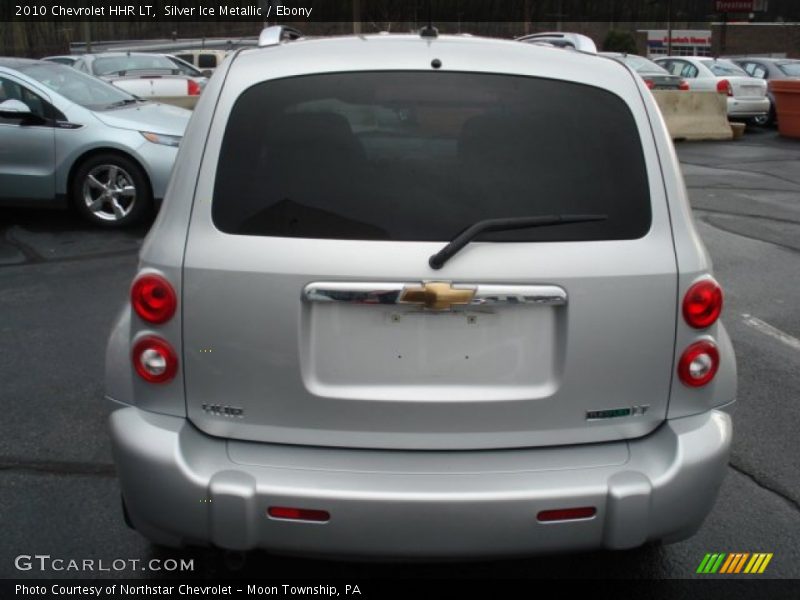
202, 404, 244, 418
586, 405, 650, 421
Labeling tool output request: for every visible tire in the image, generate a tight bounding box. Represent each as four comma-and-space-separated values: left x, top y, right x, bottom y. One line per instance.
71, 153, 152, 227
751, 104, 776, 128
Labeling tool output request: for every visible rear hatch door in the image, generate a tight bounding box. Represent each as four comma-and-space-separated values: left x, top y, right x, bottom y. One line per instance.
182, 57, 677, 450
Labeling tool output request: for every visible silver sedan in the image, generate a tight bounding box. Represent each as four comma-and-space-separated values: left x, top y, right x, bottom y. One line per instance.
0, 58, 190, 227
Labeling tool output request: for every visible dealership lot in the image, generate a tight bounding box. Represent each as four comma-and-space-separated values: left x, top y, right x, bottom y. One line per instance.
0, 128, 798, 579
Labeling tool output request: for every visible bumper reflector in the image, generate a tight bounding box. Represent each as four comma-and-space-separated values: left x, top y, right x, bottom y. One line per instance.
537, 507, 597, 522
268, 506, 330, 522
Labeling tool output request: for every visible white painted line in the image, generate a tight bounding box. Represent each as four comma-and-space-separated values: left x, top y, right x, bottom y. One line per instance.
742, 314, 800, 352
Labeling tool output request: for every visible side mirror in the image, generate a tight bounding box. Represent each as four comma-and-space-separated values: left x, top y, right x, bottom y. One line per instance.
201, 69, 213, 78
0, 99, 32, 117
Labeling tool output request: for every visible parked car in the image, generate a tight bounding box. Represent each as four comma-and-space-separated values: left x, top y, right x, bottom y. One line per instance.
73, 52, 203, 107
171, 48, 229, 72
107, 27, 735, 558
0, 58, 190, 226
517, 31, 598, 53
163, 54, 211, 85
731, 57, 800, 126
41, 55, 78, 67
654, 56, 769, 121
600, 52, 688, 90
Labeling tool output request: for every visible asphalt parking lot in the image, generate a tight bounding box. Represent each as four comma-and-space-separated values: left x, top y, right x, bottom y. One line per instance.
1, 127, 799, 581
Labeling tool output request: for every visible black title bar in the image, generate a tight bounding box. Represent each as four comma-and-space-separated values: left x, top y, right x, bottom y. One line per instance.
1, 0, 796, 23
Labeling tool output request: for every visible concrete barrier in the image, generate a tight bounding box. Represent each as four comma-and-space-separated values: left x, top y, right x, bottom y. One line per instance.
652, 91, 733, 141
149, 96, 198, 110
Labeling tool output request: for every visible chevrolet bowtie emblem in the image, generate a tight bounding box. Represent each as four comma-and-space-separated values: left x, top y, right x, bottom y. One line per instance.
399, 282, 476, 311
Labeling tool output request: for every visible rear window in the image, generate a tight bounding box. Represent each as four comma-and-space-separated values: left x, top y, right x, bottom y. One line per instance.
616, 54, 669, 75
212, 71, 651, 242
778, 62, 800, 77
93, 55, 176, 76
700, 60, 748, 77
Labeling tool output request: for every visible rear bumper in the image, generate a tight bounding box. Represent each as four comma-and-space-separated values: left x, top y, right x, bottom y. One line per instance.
727, 97, 770, 118
110, 406, 732, 558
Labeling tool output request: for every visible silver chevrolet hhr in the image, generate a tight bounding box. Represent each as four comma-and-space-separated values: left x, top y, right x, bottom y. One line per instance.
106, 27, 736, 557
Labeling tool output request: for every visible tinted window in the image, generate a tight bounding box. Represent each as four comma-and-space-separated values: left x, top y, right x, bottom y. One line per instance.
677, 62, 699, 78
0, 76, 63, 122
213, 72, 651, 242
198, 54, 217, 69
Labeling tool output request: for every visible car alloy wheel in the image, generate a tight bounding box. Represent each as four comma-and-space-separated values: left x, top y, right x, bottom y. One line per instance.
82, 164, 138, 222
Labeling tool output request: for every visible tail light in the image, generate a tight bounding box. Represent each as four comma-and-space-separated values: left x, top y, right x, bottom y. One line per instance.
187, 79, 201, 96
683, 279, 723, 329
678, 80, 690, 91
644, 79, 655, 89
678, 340, 719, 387
132, 336, 178, 384
717, 79, 733, 96
131, 274, 177, 324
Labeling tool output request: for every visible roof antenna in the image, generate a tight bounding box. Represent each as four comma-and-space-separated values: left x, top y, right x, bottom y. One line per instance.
420, 1, 438, 38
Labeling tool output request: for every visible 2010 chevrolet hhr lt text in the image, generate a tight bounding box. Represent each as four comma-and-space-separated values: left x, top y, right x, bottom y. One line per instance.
106, 27, 736, 557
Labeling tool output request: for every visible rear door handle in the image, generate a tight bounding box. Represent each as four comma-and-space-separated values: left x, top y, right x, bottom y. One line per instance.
303, 282, 567, 309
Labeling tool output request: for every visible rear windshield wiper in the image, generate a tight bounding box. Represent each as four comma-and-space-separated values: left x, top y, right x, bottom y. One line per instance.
429, 214, 608, 270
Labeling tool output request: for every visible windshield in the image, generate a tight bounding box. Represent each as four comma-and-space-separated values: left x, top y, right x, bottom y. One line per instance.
778, 62, 800, 77
93, 54, 177, 76
700, 59, 748, 77
19, 63, 136, 110
213, 71, 651, 242
613, 54, 669, 75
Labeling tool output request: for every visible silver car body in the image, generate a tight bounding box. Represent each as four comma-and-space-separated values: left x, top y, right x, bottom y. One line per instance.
107, 32, 736, 557
0, 58, 189, 208
654, 56, 770, 118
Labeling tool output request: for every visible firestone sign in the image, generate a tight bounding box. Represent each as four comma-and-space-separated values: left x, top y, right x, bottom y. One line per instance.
715, 0, 767, 12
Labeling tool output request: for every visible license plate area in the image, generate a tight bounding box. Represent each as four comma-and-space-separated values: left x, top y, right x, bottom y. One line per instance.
299, 301, 563, 402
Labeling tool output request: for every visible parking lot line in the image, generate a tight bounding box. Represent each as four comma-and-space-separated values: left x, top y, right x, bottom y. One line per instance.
742, 314, 800, 352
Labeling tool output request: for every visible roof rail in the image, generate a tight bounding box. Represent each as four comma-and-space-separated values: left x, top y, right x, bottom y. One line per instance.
257, 26, 302, 48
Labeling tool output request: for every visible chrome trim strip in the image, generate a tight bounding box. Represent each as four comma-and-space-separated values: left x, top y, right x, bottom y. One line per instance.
303, 282, 405, 305
472, 284, 567, 306
303, 283, 567, 306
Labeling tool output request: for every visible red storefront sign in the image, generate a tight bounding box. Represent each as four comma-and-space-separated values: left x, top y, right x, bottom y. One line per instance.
715, 0, 767, 12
